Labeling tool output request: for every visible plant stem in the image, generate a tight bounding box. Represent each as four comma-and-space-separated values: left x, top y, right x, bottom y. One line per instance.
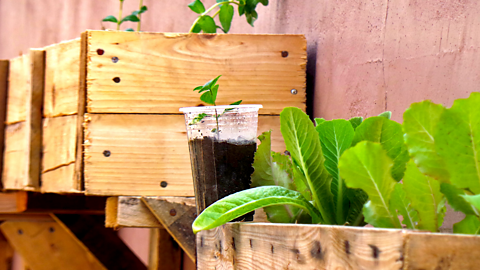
188, 0, 240, 33
137, 0, 143, 31
214, 107, 220, 140
117, 0, 124, 30
212, 9, 221, 19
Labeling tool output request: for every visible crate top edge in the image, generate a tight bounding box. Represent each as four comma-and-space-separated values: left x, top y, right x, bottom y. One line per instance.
83, 30, 306, 39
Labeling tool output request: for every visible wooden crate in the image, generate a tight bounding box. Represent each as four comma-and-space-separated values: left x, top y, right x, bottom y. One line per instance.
197, 223, 480, 269
2, 51, 44, 191
6, 30, 307, 195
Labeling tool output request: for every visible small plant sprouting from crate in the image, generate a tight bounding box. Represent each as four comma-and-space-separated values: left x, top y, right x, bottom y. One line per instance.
102, 0, 148, 31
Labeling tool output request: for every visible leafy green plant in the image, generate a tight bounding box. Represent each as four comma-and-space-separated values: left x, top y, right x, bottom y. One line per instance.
102, 0, 148, 31
188, 0, 268, 33
190, 76, 242, 133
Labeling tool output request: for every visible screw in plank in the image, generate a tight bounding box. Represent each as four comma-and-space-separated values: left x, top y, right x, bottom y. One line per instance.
113, 77, 121, 83
160, 181, 168, 188
281, 51, 289, 57
49, 227, 55, 233
18, 229, 23, 235
291, 89, 298, 95
97, 49, 105, 55
103, 150, 111, 157
170, 209, 177, 216
111, 56, 119, 63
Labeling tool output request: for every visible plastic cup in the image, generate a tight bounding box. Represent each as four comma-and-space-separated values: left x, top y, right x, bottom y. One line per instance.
179, 105, 262, 218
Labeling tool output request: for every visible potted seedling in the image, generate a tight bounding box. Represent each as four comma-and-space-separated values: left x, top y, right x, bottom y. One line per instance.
180, 76, 262, 218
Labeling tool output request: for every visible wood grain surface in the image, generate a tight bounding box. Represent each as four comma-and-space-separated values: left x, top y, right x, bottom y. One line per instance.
105, 196, 163, 229
85, 31, 306, 115
84, 114, 283, 196
0, 192, 27, 213
6, 55, 28, 124
43, 38, 81, 117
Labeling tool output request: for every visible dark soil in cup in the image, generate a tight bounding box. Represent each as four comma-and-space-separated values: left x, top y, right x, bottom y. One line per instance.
188, 136, 256, 221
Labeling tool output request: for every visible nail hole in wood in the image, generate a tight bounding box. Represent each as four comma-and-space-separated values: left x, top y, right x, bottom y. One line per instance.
97, 49, 105, 55
169, 209, 177, 216
49, 227, 55, 233
249, 239, 253, 248
310, 241, 324, 260
281, 51, 289, 57
200, 237, 204, 247
232, 237, 236, 251
112, 56, 119, 63
271, 244, 274, 254
18, 229, 23, 235
345, 240, 350, 255
103, 150, 111, 157
113, 77, 121, 83
369, 244, 380, 259
160, 181, 168, 188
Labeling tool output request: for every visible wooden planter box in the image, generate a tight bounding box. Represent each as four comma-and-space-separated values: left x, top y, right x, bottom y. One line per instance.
2, 31, 307, 195
197, 223, 480, 269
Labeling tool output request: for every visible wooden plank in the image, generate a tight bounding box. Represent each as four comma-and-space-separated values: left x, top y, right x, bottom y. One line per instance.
197, 223, 404, 270
2, 50, 44, 190
0, 214, 53, 222
149, 228, 182, 270
43, 38, 81, 117
85, 31, 306, 115
0, 230, 13, 270
84, 114, 282, 196
0, 191, 27, 213
403, 232, 480, 270
0, 60, 9, 190
41, 115, 77, 192
54, 214, 147, 270
6, 55, 28, 124
0, 220, 106, 270
142, 197, 196, 263
106, 196, 163, 228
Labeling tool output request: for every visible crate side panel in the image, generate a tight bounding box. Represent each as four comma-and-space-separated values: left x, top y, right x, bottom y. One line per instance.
2, 122, 27, 190
44, 39, 81, 117
84, 114, 282, 196
197, 223, 404, 270
42, 115, 77, 172
6, 55, 28, 124
404, 232, 480, 269
86, 31, 306, 115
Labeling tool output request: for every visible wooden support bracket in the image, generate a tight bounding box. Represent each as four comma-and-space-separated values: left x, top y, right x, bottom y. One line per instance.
142, 197, 196, 263
105, 197, 162, 228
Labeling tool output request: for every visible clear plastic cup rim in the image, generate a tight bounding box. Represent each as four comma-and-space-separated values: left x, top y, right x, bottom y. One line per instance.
179, 104, 263, 113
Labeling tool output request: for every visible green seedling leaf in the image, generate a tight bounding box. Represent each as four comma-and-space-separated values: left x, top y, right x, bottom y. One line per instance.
280, 107, 335, 224
189, 113, 208, 126
440, 183, 479, 216
230, 100, 242, 105
245, 10, 258, 26
339, 141, 401, 228
251, 131, 304, 223
192, 186, 322, 233
349, 117, 363, 130
462, 194, 480, 212
219, 3, 234, 33
345, 188, 368, 226
403, 100, 449, 182
314, 118, 325, 126
316, 119, 354, 224
121, 14, 140, 23
454, 215, 480, 235
125, 28, 135, 32
102, 15, 118, 23
436, 92, 480, 193
352, 116, 410, 181
378, 111, 392, 119
191, 23, 202, 33
390, 183, 418, 229
199, 15, 217, 33
194, 75, 221, 105
188, 0, 206, 14
403, 160, 445, 231
259, 0, 269, 5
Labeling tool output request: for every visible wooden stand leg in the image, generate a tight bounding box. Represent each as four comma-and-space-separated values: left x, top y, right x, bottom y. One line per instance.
149, 228, 182, 270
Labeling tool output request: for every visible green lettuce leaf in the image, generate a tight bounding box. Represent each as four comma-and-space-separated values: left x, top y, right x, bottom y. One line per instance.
345, 188, 368, 226
440, 183, 479, 216
390, 183, 418, 229
403, 100, 449, 182
349, 117, 363, 130
192, 186, 322, 233
251, 131, 302, 223
453, 215, 480, 235
314, 118, 325, 126
352, 116, 410, 181
436, 92, 480, 193
316, 119, 354, 224
378, 111, 392, 119
339, 141, 401, 228
462, 194, 480, 212
403, 160, 445, 231
280, 107, 335, 224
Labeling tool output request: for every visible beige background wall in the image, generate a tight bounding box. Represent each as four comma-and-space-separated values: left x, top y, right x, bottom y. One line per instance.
1, 0, 479, 268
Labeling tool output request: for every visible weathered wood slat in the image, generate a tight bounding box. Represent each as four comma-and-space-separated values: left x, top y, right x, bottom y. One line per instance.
85, 31, 306, 115
0, 191, 27, 213
197, 223, 404, 270
2, 122, 27, 190
0, 60, 8, 190
198, 223, 480, 270
0, 220, 106, 270
43, 38, 81, 117
84, 114, 283, 196
6, 55, 28, 124
142, 197, 196, 263
105, 197, 162, 228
